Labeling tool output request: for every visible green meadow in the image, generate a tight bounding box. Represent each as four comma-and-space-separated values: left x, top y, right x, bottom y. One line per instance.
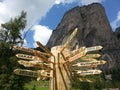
25, 80, 49, 90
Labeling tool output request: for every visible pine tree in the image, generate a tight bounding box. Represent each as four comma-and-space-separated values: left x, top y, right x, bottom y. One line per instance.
0, 11, 29, 90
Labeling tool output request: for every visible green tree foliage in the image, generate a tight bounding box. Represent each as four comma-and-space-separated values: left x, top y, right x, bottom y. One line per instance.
0, 11, 26, 45
0, 11, 29, 90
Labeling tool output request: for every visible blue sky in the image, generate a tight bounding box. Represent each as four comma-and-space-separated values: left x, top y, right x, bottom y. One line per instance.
0, 0, 120, 48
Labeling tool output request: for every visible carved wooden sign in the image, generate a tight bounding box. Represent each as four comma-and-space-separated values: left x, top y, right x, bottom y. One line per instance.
13, 28, 106, 90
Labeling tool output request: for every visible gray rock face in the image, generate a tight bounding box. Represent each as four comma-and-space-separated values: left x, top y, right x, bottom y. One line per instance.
114, 27, 120, 41
46, 3, 120, 70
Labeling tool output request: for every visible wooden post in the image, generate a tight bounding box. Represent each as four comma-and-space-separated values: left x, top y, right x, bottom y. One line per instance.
50, 46, 72, 90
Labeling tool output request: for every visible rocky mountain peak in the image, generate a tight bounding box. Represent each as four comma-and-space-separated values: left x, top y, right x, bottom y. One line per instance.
47, 3, 114, 48
46, 3, 120, 70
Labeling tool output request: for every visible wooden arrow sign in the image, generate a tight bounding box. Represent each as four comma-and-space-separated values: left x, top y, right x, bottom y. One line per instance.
64, 46, 102, 63
80, 54, 101, 60
16, 53, 53, 63
86, 46, 103, 52
65, 47, 86, 63
74, 69, 102, 76
16, 54, 43, 62
18, 60, 53, 70
13, 45, 50, 56
36, 41, 54, 56
72, 60, 106, 67
79, 78, 93, 83
14, 69, 50, 78
63, 28, 78, 47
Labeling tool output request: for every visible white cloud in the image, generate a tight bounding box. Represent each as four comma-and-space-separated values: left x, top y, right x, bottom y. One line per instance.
111, 11, 120, 31
32, 25, 52, 47
55, 0, 79, 4
80, 0, 105, 5
22, 39, 28, 47
55, 0, 105, 5
117, 11, 120, 20
0, 0, 55, 29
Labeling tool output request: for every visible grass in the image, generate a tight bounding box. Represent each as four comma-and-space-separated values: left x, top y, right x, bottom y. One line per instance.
25, 80, 49, 90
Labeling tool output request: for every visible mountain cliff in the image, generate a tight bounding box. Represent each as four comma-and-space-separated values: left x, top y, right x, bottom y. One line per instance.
46, 3, 120, 71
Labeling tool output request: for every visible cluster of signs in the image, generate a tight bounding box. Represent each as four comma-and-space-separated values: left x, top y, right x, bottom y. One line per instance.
13, 28, 106, 82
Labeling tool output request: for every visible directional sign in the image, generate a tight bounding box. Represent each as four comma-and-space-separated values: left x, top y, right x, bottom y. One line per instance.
86, 46, 103, 52
79, 58, 98, 62
66, 47, 86, 58
65, 47, 86, 63
63, 28, 78, 47
81, 54, 101, 59
13, 45, 50, 56
18, 60, 53, 70
74, 69, 102, 76
78, 78, 93, 83
18, 60, 43, 67
16, 54, 42, 61
14, 69, 50, 78
15, 52, 53, 63
36, 41, 54, 56
64, 46, 102, 63
13, 46, 51, 63
72, 60, 106, 67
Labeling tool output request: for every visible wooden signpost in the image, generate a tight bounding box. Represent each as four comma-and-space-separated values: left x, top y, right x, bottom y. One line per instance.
13, 28, 106, 90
